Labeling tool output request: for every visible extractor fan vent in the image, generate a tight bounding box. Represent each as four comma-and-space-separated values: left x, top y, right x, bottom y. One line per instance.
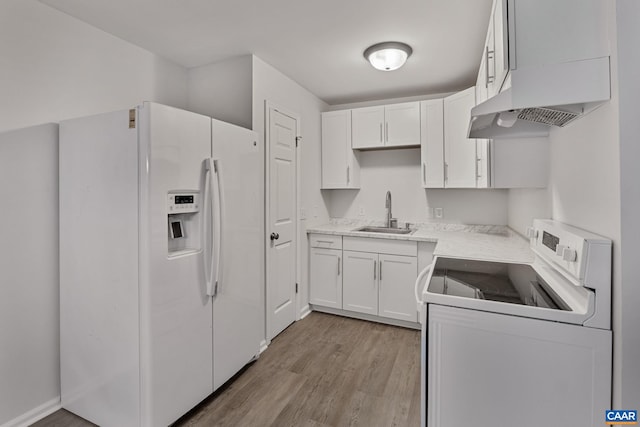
517, 107, 579, 127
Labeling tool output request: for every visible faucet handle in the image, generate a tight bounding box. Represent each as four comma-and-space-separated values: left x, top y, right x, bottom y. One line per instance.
405, 222, 412, 230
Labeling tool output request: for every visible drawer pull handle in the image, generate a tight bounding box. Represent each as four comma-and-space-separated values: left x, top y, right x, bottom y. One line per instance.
316, 240, 334, 244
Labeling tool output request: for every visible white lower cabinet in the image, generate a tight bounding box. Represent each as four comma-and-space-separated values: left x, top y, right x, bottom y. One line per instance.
310, 234, 420, 325
378, 254, 418, 322
309, 247, 342, 309
342, 250, 378, 315
342, 237, 419, 323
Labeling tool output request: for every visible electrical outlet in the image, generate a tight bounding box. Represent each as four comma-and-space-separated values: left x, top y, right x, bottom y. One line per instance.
313, 205, 318, 218
300, 207, 307, 220
434, 208, 444, 219
427, 207, 434, 219
359, 206, 365, 216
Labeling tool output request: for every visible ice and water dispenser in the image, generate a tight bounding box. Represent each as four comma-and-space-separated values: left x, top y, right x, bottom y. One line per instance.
167, 191, 201, 255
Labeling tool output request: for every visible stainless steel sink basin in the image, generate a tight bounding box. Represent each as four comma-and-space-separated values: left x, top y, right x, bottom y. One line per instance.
354, 226, 415, 235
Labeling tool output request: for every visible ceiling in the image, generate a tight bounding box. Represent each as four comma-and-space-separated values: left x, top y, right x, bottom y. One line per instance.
39, 0, 493, 105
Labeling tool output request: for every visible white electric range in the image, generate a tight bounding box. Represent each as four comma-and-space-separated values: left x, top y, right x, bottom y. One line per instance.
415, 219, 612, 427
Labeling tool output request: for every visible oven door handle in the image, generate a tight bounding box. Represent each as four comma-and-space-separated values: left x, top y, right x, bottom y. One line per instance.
415, 263, 434, 309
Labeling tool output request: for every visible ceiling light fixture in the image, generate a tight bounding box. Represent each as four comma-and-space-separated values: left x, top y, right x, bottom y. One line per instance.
363, 42, 413, 71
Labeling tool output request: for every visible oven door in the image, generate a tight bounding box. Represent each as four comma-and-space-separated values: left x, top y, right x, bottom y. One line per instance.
425, 304, 611, 427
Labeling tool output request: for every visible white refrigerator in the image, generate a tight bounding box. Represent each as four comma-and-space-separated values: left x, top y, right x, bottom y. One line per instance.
59, 102, 264, 426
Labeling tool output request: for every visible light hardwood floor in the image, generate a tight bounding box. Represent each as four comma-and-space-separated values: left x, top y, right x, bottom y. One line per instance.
32, 312, 421, 427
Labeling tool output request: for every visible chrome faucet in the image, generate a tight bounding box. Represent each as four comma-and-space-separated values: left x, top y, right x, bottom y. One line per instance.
385, 191, 392, 228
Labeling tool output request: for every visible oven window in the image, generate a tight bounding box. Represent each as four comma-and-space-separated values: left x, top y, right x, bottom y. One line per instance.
428, 258, 570, 311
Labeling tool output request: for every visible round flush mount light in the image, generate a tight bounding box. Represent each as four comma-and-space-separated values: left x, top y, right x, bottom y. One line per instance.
363, 42, 413, 71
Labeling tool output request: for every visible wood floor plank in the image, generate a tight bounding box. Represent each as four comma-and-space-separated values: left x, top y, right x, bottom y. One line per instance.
33, 312, 421, 427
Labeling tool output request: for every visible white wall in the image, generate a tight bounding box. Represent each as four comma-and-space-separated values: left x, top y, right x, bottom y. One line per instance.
328, 148, 509, 225
0, 125, 60, 426
547, 4, 622, 405
0, 2, 189, 425
188, 55, 253, 129
615, 0, 640, 411
252, 56, 330, 326
507, 188, 551, 236
0, 0, 188, 133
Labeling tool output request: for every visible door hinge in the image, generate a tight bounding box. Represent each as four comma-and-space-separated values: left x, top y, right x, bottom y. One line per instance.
129, 109, 136, 129
295, 283, 299, 294
295, 136, 302, 147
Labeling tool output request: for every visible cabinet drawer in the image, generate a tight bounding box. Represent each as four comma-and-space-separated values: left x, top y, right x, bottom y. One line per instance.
343, 236, 417, 257
309, 234, 343, 249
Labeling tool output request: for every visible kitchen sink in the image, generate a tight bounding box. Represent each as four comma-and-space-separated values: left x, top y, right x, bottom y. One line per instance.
354, 226, 415, 235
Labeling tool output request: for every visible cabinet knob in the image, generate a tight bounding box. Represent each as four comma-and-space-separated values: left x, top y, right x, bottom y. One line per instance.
270, 232, 280, 241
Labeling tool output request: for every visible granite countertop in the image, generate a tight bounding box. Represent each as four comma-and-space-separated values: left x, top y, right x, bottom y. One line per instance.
306, 219, 534, 264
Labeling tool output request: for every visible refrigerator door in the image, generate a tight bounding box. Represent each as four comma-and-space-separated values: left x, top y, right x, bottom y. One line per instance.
139, 103, 213, 426
211, 119, 264, 390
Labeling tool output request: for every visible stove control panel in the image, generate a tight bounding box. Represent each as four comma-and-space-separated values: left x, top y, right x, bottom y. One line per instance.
530, 219, 611, 285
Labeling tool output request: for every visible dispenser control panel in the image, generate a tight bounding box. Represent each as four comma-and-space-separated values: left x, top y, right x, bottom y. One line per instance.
168, 192, 199, 214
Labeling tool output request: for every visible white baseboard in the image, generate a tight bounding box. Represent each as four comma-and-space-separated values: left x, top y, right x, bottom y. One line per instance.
310, 305, 421, 330
1, 397, 61, 427
259, 339, 269, 354
299, 304, 311, 320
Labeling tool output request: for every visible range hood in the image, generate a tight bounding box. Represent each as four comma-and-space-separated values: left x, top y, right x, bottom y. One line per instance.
469, 56, 611, 139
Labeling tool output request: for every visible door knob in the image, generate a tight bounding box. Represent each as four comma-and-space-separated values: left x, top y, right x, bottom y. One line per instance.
270, 232, 280, 241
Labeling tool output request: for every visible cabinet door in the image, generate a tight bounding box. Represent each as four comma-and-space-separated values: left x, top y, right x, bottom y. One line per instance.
321, 111, 349, 189
342, 251, 378, 315
420, 99, 445, 188
309, 248, 342, 309
351, 106, 384, 149
492, 0, 509, 95
476, 45, 489, 104
378, 254, 418, 322
385, 102, 420, 147
444, 87, 478, 188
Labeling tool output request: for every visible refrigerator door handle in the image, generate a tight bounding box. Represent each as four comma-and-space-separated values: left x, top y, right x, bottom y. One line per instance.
203, 159, 216, 297
211, 158, 223, 297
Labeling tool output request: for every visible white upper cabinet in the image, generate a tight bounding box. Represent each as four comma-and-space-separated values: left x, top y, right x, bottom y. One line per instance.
352, 102, 420, 149
351, 106, 385, 149
491, 0, 508, 96
443, 87, 479, 188
483, 0, 508, 97
420, 99, 445, 188
384, 102, 421, 147
321, 110, 360, 189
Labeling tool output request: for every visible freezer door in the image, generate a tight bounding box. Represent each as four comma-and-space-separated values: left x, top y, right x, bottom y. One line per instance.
211, 119, 264, 390
139, 103, 214, 426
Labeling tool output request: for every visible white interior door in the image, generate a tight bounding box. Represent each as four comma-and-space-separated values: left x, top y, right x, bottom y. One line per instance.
267, 107, 298, 341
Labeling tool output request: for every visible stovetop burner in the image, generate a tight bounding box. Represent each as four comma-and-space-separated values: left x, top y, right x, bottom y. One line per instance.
428, 257, 570, 311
